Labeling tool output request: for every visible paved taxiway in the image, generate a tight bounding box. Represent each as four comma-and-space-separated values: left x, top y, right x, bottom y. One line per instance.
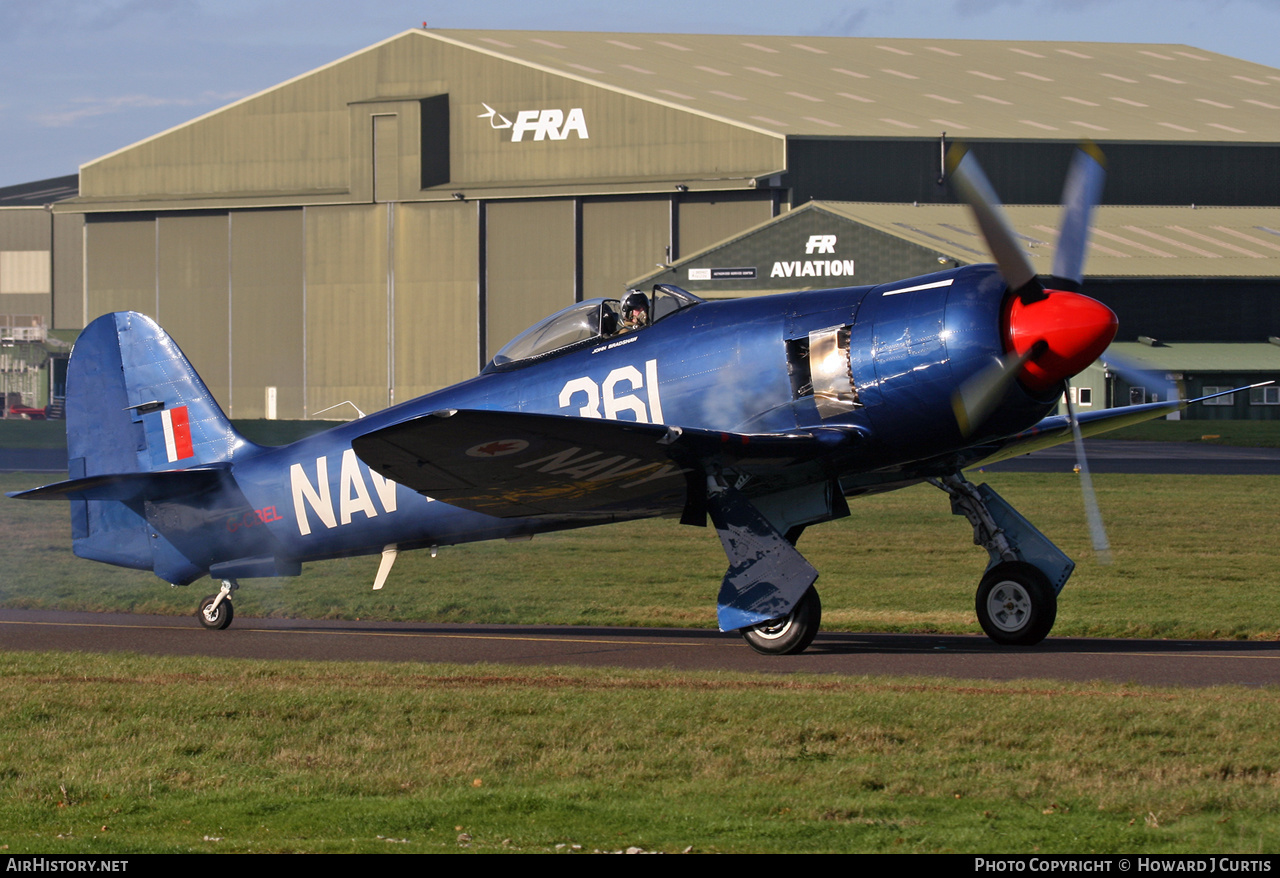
983, 439, 1280, 475
2, 608, 1275, 688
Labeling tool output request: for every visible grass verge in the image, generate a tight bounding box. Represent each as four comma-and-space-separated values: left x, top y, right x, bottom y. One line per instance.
2, 472, 1278, 641
1103, 419, 1280, 447
1, 651, 1277, 854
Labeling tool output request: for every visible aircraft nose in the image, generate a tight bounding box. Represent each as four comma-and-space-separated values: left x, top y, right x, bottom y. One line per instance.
1007, 290, 1118, 393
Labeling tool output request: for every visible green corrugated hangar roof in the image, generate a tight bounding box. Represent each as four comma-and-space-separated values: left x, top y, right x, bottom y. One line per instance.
432, 30, 1280, 142
634, 200, 1280, 297
1104, 342, 1280, 372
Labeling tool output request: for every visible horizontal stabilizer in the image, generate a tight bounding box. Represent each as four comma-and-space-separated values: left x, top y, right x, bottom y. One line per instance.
352, 409, 860, 518
8, 465, 229, 502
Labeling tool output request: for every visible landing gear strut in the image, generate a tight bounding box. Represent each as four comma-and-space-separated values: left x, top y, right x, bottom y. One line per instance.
932, 473, 1073, 647
198, 579, 237, 630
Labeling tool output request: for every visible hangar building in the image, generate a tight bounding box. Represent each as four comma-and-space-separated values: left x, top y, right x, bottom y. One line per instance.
0, 174, 80, 414
24, 29, 1280, 419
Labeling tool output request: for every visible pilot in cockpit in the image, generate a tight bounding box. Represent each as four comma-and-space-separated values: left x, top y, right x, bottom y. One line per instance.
620, 289, 650, 333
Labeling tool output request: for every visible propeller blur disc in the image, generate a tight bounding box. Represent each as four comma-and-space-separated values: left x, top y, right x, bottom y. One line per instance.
1065, 380, 1113, 565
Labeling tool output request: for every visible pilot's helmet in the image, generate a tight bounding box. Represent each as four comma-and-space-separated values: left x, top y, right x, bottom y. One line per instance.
621, 289, 650, 323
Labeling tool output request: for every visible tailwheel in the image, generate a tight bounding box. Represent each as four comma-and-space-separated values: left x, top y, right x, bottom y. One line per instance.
976, 561, 1056, 646
197, 579, 237, 630
740, 587, 821, 656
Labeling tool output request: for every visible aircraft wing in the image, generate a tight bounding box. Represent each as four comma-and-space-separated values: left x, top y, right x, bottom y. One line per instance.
352, 409, 859, 518
968, 387, 1252, 469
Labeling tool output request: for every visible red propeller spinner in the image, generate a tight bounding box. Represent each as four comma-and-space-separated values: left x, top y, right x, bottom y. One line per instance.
1006, 289, 1118, 393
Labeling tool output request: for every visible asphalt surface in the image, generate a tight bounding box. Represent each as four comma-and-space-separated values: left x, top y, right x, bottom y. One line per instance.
983, 439, 1280, 475
2, 608, 1276, 688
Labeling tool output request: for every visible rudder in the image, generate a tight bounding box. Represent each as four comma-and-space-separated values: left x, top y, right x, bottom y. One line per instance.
64, 312, 257, 580
68, 311, 251, 478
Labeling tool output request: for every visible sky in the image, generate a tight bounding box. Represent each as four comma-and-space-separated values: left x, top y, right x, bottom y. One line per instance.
3, 0, 1280, 188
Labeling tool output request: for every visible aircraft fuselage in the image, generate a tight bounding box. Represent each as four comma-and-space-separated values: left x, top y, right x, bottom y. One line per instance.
214, 264, 1052, 570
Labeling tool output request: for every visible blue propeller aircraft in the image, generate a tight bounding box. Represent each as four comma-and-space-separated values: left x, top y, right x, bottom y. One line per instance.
9, 146, 1226, 655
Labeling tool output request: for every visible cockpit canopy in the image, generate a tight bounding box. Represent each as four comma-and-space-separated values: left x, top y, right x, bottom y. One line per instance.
485, 284, 703, 371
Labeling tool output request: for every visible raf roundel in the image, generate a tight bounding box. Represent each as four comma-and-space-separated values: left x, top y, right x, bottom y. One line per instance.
465, 439, 530, 458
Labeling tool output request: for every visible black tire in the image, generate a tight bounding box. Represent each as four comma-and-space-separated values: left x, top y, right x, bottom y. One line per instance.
975, 561, 1056, 646
198, 594, 234, 630
740, 587, 822, 655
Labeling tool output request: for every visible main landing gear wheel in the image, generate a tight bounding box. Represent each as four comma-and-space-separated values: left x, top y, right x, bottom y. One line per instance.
198, 594, 234, 630
740, 587, 822, 656
976, 561, 1056, 646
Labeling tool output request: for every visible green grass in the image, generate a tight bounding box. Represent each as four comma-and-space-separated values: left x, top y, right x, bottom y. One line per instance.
4, 470, 1279, 854
232, 419, 340, 446
0, 419, 68, 450
3, 472, 1278, 641
0, 651, 1277, 854
1103, 418, 1280, 447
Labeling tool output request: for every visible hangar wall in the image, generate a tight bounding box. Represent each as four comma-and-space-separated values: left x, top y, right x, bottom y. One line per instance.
0, 207, 81, 338
581, 197, 670, 302
76, 191, 770, 419
393, 202, 478, 402
0, 209, 54, 335
84, 215, 155, 318
80, 31, 783, 204
66, 30, 782, 419
484, 198, 576, 360
229, 209, 304, 421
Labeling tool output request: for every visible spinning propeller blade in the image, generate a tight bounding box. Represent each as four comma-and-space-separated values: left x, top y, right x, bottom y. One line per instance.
953, 342, 1044, 438
945, 144, 1042, 301
947, 143, 1116, 435
948, 143, 1117, 562
1051, 142, 1107, 290
1064, 379, 1113, 565
1100, 348, 1180, 405
1056, 144, 1114, 564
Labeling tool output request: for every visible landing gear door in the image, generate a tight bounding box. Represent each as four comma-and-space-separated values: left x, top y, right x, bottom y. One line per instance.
808, 326, 859, 418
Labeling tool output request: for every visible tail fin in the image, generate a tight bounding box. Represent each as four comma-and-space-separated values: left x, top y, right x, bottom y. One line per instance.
68, 311, 252, 479
58, 312, 258, 582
